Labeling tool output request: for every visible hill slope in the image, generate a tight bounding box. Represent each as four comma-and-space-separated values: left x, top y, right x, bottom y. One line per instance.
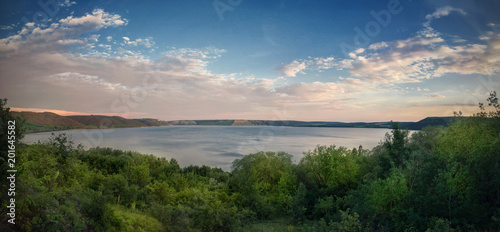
14, 110, 455, 133
406, 117, 455, 130
67, 115, 146, 128
167, 118, 453, 130
14, 112, 173, 133
132, 118, 173, 127
13, 111, 84, 127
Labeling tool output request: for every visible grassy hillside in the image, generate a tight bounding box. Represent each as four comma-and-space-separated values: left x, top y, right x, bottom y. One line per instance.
406, 116, 455, 130
14, 111, 455, 133
12, 112, 85, 133
5, 115, 499, 232
12, 111, 84, 127
13, 111, 173, 133
132, 118, 173, 127
168, 119, 428, 129
232, 120, 253, 126
4, 92, 498, 232
67, 115, 146, 128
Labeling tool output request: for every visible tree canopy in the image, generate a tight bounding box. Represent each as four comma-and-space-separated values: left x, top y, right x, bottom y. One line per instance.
1, 92, 499, 231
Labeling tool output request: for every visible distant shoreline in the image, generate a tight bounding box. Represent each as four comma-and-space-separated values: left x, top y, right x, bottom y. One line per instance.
22, 121, 425, 135
14, 110, 455, 134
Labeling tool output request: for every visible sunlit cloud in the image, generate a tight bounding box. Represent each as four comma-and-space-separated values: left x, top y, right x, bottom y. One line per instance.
423, 6, 467, 28
425, 94, 446, 98
0, 5, 497, 122
279, 8, 500, 84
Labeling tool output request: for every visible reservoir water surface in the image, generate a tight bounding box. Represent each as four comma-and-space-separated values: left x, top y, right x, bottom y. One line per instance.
22, 126, 391, 170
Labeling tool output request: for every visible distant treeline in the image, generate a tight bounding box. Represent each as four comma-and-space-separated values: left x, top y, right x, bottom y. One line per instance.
167, 117, 455, 130
1, 93, 499, 231
12, 111, 173, 133
15, 110, 455, 134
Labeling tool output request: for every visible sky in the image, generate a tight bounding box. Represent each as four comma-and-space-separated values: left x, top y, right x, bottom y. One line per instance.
0, 0, 499, 122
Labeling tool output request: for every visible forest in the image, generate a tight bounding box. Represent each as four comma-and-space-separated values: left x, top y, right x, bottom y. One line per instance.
1, 92, 499, 232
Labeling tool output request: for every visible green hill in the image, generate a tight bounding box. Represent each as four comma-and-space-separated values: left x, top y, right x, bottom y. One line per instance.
12, 111, 84, 127
67, 115, 146, 128
12, 111, 85, 133
14, 110, 456, 133
406, 117, 455, 130
132, 118, 173, 127
13, 111, 173, 133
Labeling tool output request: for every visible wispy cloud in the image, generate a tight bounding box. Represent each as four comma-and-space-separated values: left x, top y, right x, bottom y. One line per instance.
423, 6, 467, 28
0, 10, 288, 119
279, 7, 499, 85
58, 0, 77, 7
425, 94, 446, 98
0, 6, 496, 121
279, 60, 307, 77
279, 57, 351, 77
0, 24, 15, 30
0, 9, 127, 55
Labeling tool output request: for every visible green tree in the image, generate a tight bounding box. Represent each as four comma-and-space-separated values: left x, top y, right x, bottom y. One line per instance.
435, 91, 500, 229
299, 145, 363, 197
289, 183, 308, 223
230, 151, 296, 219
375, 122, 410, 178
0, 99, 25, 230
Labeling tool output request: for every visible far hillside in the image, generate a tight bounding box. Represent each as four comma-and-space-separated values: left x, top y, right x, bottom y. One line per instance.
167, 118, 452, 130
406, 117, 455, 130
12, 111, 85, 133
14, 111, 172, 133
14, 110, 455, 133
67, 115, 146, 128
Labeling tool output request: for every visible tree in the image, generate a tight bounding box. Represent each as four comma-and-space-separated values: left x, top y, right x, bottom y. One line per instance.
435, 91, 500, 229
230, 151, 296, 219
0, 99, 25, 230
298, 145, 362, 196
374, 122, 411, 178
289, 183, 308, 223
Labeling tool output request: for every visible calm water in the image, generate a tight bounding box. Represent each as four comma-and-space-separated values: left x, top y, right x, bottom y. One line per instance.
22, 126, 390, 170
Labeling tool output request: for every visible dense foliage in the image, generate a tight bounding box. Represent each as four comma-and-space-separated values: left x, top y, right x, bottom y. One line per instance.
1, 92, 499, 231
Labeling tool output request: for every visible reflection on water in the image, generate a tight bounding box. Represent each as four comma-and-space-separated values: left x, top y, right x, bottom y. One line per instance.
22, 126, 391, 171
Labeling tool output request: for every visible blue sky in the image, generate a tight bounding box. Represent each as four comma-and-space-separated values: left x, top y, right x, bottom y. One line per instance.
0, 0, 499, 121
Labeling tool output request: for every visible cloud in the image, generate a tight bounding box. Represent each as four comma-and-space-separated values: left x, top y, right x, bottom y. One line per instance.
275, 77, 371, 102
0, 9, 127, 56
425, 94, 446, 98
352, 33, 500, 82
279, 29, 500, 85
368, 42, 389, 51
423, 6, 467, 28
0, 24, 15, 30
59, 9, 127, 28
1, 7, 496, 122
59, 0, 77, 7
164, 47, 226, 59
122, 37, 155, 48
279, 60, 307, 77
48, 72, 127, 92
279, 56, 348, 77
0, 9, 294, 120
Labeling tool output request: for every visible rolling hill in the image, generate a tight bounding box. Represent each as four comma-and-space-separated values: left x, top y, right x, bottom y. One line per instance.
13, 111, 455, 133
13, 112, 172, 133
67, 115, 146, 128
166, 118, 453, 130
